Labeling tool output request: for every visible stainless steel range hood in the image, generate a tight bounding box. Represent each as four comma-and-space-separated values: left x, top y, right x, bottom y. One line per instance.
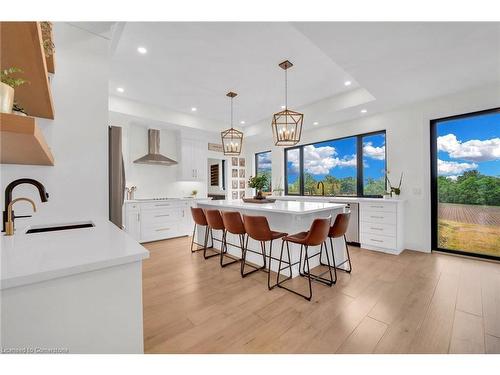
133, 129, 178, 166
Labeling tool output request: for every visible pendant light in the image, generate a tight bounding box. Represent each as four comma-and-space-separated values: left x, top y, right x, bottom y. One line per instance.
221, 91, 243, 156
271, 60, 303, 146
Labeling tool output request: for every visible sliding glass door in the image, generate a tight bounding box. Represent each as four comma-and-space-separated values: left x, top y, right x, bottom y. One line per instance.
431, 108, 500, 260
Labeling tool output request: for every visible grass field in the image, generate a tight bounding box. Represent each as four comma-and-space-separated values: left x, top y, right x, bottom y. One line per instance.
438, 203, 500, 258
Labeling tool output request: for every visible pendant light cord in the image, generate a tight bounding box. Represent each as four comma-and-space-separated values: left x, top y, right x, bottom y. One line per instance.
285, 68, 288, 110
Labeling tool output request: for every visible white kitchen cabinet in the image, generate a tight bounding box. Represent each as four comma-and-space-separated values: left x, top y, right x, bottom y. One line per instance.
124, 203, 141, 241
123, 199, 197, 243
359, 200, 405, 254
177, 138, 207, 181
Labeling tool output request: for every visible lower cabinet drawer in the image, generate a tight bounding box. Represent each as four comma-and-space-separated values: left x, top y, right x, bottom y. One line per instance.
360, 221, 396, 236
360, 233, 397, 249
141, 209, 182, 226
141, 223, 180, 242
360, 210, 396, 225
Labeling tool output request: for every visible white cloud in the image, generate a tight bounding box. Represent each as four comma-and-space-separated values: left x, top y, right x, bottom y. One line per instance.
257, 152, 272, 170
363, 142, 385, 160
289, 145, 356, 175
437, 133, 500, 162
437, 159, 478, 176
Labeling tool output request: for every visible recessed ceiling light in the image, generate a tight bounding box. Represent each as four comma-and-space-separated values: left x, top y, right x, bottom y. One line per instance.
281, 105, 286, 109
191, 107, 197, 112
313, 121, 319, 125
116, 87, 124, 93
344, 81, 352, 86
240, 120, 245, 125
361, 109, 367, 114
137, 46, 147, 54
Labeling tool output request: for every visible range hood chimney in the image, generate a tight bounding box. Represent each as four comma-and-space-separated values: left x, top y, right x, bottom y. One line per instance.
133, 129, 178, 166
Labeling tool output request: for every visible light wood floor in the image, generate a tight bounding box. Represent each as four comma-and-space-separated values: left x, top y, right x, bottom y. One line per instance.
142, 236, 500, 354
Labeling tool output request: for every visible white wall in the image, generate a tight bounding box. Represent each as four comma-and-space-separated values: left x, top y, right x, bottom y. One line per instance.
0, 23, 109, 225
244, 83, 500, 252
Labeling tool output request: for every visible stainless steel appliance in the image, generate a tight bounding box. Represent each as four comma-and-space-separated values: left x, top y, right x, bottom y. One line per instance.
330, 201, 359, 245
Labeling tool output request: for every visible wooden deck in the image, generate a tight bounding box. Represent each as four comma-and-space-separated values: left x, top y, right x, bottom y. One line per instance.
142, 236, 500, 354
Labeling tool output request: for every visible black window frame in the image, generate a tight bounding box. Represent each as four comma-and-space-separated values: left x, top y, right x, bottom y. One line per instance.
430, 107, 500, 261
284, 130, 387, 197
255, 150, 272, 193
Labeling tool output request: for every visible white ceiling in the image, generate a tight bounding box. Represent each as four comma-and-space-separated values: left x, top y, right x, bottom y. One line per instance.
110, 22, 500, 132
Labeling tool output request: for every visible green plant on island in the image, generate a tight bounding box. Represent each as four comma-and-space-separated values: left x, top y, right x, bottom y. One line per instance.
248, 174, 268, 199
386, 171, 403, 196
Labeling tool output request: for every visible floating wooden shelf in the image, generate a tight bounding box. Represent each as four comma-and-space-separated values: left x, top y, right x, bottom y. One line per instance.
0, 113, 55, 166
0, 22, 55, 119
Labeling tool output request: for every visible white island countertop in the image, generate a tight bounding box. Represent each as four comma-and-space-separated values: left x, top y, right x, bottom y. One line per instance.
269, 195, 405, 204
1, 218, 149, 290
197, 199, 345, 214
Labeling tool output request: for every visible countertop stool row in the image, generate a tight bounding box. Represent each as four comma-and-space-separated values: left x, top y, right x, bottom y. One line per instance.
189, 207, 352, 301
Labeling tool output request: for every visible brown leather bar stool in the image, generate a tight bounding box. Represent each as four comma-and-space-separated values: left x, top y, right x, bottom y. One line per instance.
205, 209, 238, 266
190, 207, 216, 257
276, 217, 332, 301
242, 215, 287, 289
221, 211, 247, 270
325, 212, 352, 275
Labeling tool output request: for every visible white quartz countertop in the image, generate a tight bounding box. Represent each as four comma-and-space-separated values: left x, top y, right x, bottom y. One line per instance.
1, 218, 149, 290
197, 199, 345, 214
269, 195, 405, 204
124, 197, 212, 203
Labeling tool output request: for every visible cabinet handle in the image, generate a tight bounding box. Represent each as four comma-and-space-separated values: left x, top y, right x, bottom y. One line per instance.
155, 227, 171, 232
155, 214, 170, 217
370, 215, 384, 219
137, 213, 140, 221
370, 205, 384, 208
370, 227, 383, 231
370, 238, 383, 243
155, 204, 171, 207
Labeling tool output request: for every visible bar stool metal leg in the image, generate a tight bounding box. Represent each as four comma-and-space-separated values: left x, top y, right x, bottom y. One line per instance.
328, 235, 352, 273
276, 241, 313, 301
191, 224, 213, 253
220, 229, 239, 268
241, 235, 265, 277
203, 227, 219, 259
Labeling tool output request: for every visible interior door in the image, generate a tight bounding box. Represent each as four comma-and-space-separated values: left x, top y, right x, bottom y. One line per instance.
430, 108, 500, 260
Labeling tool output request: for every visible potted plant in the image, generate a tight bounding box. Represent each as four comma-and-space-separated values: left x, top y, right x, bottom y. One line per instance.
386, 171, 403, 197
248, 175, 268, 200
191, 189, 198, 198
1, 67, 28, 114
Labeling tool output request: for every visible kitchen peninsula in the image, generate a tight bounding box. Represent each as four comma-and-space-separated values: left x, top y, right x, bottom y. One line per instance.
196, 200, 347, 276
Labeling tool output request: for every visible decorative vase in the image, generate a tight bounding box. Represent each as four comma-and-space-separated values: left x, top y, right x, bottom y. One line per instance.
0, 82, 14, 114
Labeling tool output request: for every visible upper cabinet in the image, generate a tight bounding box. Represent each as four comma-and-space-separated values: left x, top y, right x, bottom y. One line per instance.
0, 22, 56, 166
177, 138, 207, 182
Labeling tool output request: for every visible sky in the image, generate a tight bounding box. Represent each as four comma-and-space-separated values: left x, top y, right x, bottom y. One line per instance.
437, 111, 500, 178
286, 133, 386, 184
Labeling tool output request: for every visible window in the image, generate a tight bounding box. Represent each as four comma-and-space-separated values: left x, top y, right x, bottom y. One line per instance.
284, 131, 386, 197
255, 151, 272, 193
431, 108, 500, 260
285, 148, 301, 194
362, 133, 387, 196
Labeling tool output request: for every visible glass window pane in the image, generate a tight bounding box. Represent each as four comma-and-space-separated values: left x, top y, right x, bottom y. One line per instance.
286, 148, 301, 194
435, 110, 500, 258
362, 133, 386, 196
302, 138, 357, 196
255, 151, 272, 192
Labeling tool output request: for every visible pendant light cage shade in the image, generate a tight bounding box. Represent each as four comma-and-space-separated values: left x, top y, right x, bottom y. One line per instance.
221, 127, 244, 156
272, 109, 303, 146
272, 60, 303, 146
221, 91, 243, 156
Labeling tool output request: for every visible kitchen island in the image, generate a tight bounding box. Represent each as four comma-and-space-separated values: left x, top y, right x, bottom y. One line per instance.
196, 200, 347, 277
1, 219, 149, 354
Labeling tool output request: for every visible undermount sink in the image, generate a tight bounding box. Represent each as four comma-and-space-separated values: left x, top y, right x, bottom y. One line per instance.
26, 221, 95, 234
